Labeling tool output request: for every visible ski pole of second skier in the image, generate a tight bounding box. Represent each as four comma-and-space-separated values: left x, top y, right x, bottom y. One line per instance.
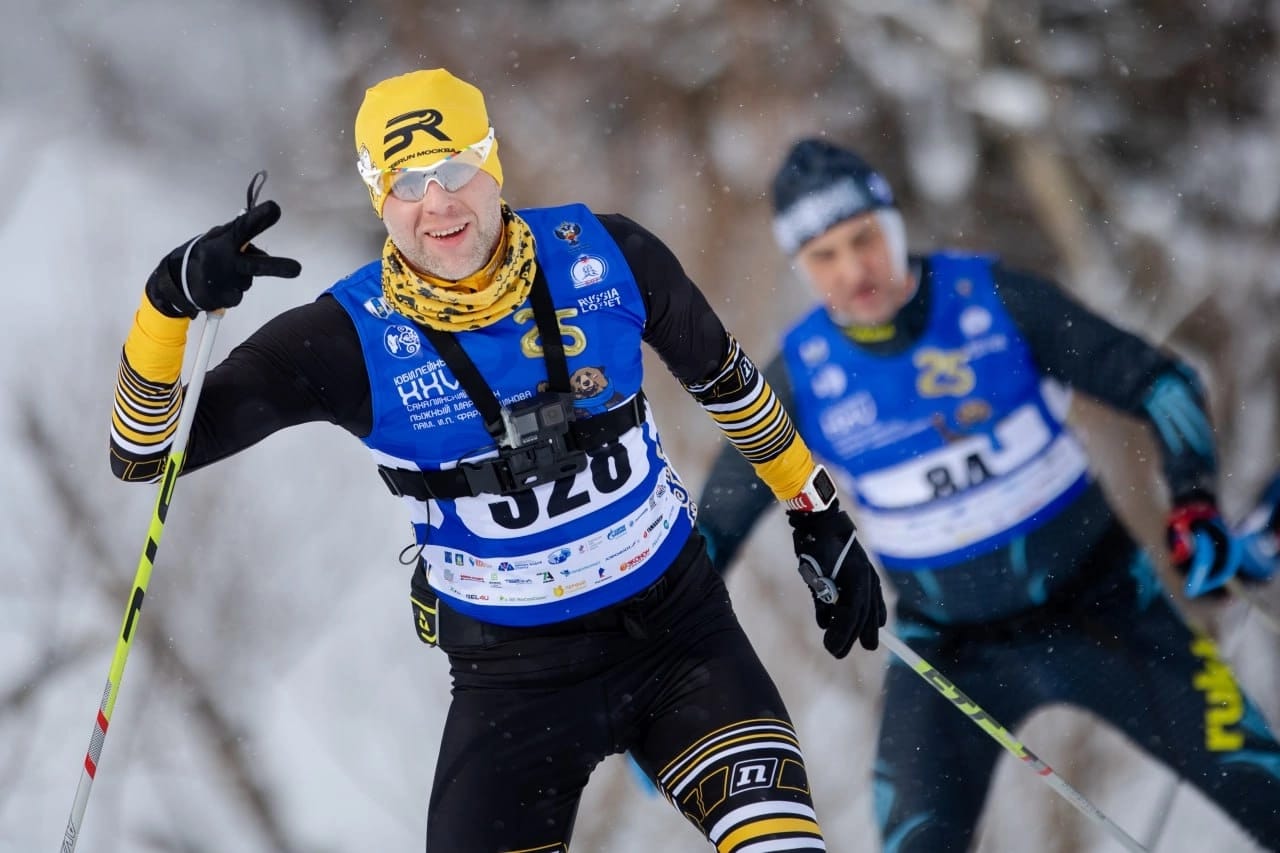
879, 632, 1150, 853
1225, 578, 1280, 636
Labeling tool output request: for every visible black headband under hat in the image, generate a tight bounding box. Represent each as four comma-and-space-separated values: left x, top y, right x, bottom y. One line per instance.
771, 138, 896, 254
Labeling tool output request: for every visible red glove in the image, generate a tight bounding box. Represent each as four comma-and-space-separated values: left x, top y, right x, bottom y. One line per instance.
1167, 497, 1239, 597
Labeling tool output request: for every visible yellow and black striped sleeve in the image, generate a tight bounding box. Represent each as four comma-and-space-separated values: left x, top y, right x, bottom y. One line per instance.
109, 295, 190, 482
682, 335, 816, 503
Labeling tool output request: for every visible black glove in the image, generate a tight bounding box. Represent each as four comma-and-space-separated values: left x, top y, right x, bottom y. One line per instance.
788, 502, 886, 658
146, 200, 301, 319
409, 560, 439, 646
1167, 493, 1241, 598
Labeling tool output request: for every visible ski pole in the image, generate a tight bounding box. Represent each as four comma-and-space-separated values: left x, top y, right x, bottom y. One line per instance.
60, 310, 222, 853
879, 632, 1150, 853
799, 568, 1138, 849
61, 169, 269, 852
1225, 578, 1280, 636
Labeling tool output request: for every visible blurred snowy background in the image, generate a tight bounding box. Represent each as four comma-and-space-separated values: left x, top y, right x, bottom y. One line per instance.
2, 0, 1278, 850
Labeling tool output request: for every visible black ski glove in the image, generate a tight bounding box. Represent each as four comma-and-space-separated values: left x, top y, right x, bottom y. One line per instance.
788, 502, 886, 658
145, 199, 301, 319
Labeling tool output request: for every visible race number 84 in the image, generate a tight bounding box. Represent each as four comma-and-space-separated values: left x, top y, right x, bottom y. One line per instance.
925, 451, 993, 499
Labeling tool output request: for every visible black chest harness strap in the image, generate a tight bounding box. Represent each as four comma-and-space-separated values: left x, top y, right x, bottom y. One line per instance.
377, 271, 646, 501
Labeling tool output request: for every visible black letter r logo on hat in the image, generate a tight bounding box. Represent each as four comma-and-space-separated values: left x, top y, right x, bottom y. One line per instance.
383, 109, 451, 158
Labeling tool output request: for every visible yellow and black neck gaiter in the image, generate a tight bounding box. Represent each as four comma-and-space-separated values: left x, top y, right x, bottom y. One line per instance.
380, 203, 537, 331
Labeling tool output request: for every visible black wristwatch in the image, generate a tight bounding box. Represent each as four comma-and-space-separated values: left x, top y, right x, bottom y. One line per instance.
785, 464, 838, 512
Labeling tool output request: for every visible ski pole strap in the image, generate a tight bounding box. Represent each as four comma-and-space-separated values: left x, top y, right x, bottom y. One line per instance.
377, 391, 647, 500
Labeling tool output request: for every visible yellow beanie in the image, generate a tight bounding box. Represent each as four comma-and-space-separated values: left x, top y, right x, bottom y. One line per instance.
355, 68, 504, 217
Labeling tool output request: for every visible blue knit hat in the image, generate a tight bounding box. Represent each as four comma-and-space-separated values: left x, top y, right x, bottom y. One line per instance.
771, 138, 895, 255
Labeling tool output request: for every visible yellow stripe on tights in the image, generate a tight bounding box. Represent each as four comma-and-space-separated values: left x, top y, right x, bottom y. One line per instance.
718, 817, 822, 853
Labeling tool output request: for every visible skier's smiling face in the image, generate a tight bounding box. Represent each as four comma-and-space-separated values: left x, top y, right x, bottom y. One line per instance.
794, 212, 914, 327
382, 171, 503, 281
